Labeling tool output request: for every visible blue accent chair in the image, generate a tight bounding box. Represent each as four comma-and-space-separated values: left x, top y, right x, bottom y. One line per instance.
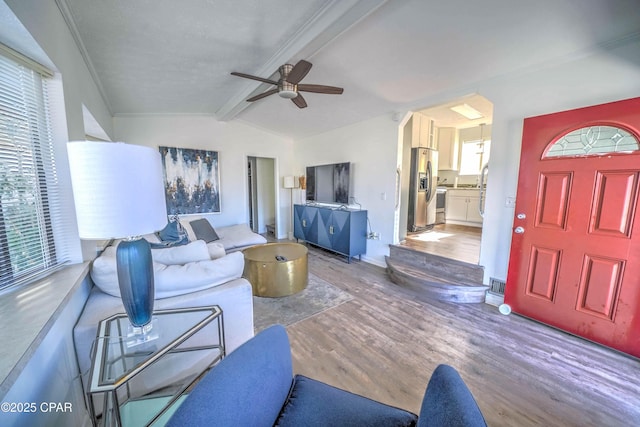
167, 325, 487, 427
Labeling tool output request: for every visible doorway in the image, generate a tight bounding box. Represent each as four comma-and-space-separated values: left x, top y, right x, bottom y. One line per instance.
397, 95, 494, 267
247, 156, 276, 235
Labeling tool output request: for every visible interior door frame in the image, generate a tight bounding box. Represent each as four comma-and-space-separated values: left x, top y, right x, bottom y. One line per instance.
247, 157, 258, 232
246, 155, 279, 237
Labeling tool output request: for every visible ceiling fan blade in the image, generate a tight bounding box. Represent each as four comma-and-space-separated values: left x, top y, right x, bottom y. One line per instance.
231, 71, 278, 85
286, 60, 312, 84
246, 89, 278, 102
291, 94, 307, 109
298, 84, 344, 95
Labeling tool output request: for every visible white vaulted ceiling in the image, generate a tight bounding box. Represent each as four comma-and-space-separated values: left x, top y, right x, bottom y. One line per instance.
57, 0, 640, 139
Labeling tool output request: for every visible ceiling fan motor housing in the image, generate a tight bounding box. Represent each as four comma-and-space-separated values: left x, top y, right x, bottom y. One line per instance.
278, 64, 298, 98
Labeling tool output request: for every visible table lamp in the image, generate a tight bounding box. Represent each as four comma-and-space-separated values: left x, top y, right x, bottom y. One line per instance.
67, 141, 168, 334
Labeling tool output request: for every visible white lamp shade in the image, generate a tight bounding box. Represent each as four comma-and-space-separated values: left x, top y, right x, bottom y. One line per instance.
283, 176, 298, 189
67, 141, 168, 239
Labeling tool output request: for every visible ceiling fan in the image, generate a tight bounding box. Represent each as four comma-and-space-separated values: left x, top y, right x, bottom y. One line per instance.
231, 60, 343, 109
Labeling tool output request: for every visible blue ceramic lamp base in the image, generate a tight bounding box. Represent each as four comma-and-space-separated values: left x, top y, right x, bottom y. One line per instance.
116, 237, 155, 333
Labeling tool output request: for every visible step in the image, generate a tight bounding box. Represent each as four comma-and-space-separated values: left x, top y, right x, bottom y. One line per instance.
389, 244, 484, 284
385, 256, 488, 304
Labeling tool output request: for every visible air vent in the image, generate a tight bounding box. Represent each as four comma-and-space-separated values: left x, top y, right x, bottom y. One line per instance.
488, 277, 506, 295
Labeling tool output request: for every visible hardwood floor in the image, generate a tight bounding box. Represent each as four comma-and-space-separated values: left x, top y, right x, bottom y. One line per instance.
401, 223, 482, 264
283, 244, 640, 427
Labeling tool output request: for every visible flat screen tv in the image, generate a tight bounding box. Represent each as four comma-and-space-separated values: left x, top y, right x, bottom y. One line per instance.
306, 162, 350, 204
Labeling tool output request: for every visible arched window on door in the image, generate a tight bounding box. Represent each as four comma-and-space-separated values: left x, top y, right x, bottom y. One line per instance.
544, 125, 639, 158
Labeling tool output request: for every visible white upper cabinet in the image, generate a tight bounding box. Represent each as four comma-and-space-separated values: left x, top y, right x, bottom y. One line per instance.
437, 127, 458, 170
411, 113, 436, 149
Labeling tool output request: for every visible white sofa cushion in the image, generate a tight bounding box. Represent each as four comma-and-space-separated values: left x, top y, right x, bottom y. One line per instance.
216, 223, 267, 251
151, 240, 211, 265
207, 241, 226, 259
153, 251, 244, 298
91, 245, 244, 299
143, 233, 161, 243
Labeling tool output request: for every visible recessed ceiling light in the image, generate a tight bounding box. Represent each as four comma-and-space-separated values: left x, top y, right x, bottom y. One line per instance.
450, 104, 483, 120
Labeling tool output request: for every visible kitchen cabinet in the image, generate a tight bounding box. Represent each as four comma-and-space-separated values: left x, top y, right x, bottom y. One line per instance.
446, 189, 484, 226
437, 127, 458, 170
293, 204, 367, 262
411, 113, 436, 149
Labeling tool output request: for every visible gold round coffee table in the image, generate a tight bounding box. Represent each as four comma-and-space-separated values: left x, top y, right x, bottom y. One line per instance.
242, 243, 308, 297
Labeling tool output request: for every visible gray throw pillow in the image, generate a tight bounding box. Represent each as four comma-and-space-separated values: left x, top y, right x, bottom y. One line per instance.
190, 219, 220, 243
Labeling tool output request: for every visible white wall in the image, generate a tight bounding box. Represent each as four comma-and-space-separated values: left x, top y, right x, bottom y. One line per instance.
114, 116, 294, 238
294, 39, 640, 278
478, 39, 640, 284
295, 115, 401, 266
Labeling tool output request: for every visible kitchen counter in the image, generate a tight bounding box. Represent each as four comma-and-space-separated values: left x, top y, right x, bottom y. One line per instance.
438, 184, 485, 189
447, 188, 485, 194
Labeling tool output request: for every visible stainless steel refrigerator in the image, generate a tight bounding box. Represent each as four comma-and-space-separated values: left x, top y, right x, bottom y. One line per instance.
408, 147, 438, 232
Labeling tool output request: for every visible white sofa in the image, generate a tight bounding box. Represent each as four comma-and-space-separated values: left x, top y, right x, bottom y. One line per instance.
73, 222, 266, 407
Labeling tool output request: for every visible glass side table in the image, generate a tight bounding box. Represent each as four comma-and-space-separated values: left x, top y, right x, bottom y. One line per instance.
87, 306, 225, 427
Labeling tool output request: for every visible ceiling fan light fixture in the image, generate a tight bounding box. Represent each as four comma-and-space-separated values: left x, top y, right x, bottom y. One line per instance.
279, 90, 298, 99
278, 84, 298, 98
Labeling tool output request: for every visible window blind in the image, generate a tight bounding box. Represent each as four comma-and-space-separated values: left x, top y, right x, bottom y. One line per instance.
0, 53, 71, 290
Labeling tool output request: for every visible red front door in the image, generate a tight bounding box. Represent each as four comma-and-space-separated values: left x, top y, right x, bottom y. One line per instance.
505, 97, 640, 357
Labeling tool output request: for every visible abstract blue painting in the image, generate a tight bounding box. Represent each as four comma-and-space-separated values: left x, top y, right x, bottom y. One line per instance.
159, 146, 221, 214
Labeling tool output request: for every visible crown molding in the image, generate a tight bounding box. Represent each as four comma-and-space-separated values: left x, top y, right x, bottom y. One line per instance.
55, 0, 113, 115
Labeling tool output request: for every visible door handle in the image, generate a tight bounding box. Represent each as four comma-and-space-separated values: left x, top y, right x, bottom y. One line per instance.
302, 219, 306, 227
514, 226, 525, 234
329, 225, 334, 234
